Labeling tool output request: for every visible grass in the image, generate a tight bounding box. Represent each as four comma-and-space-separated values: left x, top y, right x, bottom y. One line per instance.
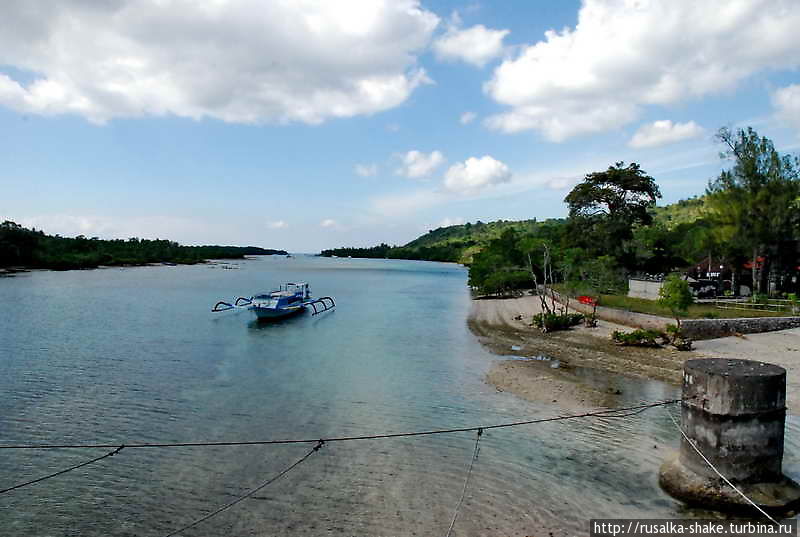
596, 294, 787, 319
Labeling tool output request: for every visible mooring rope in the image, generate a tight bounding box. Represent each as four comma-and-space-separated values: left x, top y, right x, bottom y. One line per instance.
0, 398, 682, 452
445, 429, 482, 537
0, 399, 681, 497
664, 407, 780, 525
163, 440, 325, 537
0, 445, 124, 496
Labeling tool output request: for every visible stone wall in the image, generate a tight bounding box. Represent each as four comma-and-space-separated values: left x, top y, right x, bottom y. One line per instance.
681, 317, 800, 340
550, 289, 800, 340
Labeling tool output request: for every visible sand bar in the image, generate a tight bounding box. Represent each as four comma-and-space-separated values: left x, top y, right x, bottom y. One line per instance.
470, 294, 800, 413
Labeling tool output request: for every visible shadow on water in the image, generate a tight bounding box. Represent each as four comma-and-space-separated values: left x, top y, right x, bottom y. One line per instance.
246, 308, 337, 331
247, 312, 307, 330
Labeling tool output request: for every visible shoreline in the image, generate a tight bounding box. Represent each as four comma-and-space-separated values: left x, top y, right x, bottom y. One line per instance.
0, 257, 265, 276
469, 294, 800, 413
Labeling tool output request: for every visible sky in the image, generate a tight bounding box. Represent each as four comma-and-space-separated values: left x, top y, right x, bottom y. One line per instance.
2, 0, 800, 253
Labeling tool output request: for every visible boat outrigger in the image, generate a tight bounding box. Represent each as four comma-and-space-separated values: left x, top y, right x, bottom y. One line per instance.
212, 282, 335, 320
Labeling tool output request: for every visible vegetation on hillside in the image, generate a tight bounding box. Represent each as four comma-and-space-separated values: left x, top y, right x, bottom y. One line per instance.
652, 196, 706, 229
0, 221, 286, 270
465, 126, 800, 302
319, 219, 539, 264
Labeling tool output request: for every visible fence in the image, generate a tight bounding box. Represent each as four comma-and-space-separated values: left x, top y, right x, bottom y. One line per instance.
711, 298, 800, 315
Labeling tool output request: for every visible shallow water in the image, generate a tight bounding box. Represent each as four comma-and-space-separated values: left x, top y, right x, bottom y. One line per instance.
0, 256, 798, 536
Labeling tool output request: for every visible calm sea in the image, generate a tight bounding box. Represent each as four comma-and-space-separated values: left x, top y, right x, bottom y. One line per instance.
1, 256, 797, 536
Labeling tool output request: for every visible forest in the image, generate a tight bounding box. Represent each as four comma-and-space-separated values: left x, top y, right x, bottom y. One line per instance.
0, 223, 286, 270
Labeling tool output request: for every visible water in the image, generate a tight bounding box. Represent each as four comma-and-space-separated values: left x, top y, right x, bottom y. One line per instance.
0, 256, 798, 536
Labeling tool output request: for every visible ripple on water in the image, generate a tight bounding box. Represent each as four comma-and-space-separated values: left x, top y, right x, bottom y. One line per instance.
1, 258, 799, 535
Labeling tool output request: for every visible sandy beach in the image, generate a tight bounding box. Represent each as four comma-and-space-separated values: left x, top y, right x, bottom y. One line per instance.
470, 294, 800, 413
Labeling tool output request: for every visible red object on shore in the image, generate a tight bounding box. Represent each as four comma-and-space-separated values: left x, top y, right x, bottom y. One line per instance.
578, 295, 597, 306
744, 256, 765, 270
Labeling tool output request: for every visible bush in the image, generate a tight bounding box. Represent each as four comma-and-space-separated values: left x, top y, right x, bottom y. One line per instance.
611, 329, 663, 347
665, 323, 680, 336
532, 312, 584, 332
480, 270, 530, 296
665, 323, 693, 351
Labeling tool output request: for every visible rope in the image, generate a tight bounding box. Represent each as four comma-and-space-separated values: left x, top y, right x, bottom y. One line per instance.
163, 440, 324, 537
664, 407, 780, 525
0, 398, 682, 451
445, 429, 482, 537
594, 405, 655, 419
0, 445, 124, 496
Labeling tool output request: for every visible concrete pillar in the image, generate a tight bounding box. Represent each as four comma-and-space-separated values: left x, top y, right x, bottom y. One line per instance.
660, 358, 800, 511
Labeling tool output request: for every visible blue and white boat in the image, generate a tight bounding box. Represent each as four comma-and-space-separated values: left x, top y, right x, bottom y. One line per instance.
212, 282, 335, 320
252, 282, 311, 319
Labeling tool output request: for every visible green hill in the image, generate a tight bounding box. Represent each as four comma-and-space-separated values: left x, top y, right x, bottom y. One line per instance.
320, 219, 542, 264
652, 195, 707, 229
401, 219, 539, 263
320, 196, 713, 265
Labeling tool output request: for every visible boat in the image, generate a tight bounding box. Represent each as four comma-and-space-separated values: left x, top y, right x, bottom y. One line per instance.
212, 282, 335, 320
252, 282, 310, 319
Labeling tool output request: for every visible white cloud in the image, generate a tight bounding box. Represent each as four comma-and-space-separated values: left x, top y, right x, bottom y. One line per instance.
370, 189, 445, 217
628, 120, 704, 148
485, 0, 800, 141
16, 213, 199, 241
444, 155, 512, 193
396, 150, 445, 179
320, 219, 338, 229
460, 111, 477, 124
773, 84, 800, 132
0, 1, 439, 124
355, 163, 378, 177
18, 214, 115, 237
267, 220, 288, 230
438, 217, 465, 228
544, 175, 582, 191
433, 24, 509, 67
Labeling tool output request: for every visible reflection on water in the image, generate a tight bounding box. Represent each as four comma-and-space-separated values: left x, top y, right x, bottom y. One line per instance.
0, 256, 798, 536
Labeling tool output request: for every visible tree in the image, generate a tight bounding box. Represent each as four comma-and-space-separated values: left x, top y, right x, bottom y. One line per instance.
628, 222, 688, 275
658, 274, 693, 331
565, 162, 661, 223
564, 162, 662, 268
706, 127, 800, 294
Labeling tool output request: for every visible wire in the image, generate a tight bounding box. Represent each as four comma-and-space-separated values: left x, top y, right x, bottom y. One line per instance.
664, 407, 780, 525
0, 445, 124, 496
0, 398, 682, 452
163, 440, 324, 537
445, 429, 482, 537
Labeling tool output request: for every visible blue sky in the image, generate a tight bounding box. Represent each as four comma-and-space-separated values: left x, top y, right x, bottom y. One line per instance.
2, 0, 800, 252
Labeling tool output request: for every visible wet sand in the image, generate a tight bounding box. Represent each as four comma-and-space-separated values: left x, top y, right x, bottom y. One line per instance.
470, 295, 800, 413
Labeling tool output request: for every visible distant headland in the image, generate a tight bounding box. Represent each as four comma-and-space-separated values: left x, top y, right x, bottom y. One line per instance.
0, 220, 287, 272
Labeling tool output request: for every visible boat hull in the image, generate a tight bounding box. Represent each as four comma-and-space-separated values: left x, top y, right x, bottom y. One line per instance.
252, 305, 306, 320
